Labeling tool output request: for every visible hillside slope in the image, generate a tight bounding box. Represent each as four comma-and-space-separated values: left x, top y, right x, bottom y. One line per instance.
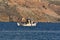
0, 0, 60, 22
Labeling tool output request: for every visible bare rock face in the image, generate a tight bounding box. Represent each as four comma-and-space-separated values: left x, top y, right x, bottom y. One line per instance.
0, 0, 60, 22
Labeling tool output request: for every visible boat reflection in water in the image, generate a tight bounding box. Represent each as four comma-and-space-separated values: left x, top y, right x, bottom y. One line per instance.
17, 18, 37, 26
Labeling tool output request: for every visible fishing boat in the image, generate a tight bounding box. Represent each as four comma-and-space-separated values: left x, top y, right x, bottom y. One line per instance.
17, 22, 37, 26
17, 18, 37, 26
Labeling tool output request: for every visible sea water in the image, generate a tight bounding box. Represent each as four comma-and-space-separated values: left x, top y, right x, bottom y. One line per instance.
0, 22, 60, 40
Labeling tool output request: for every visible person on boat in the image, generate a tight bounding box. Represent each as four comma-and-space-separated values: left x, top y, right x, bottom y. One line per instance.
26, 19, 34, 24
27, 19, 31, 24
31, 20, 34, 24
21, 17, 27, 24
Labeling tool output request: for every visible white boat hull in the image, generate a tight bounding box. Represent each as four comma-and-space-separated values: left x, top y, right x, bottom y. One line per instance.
17, 23, 37, 26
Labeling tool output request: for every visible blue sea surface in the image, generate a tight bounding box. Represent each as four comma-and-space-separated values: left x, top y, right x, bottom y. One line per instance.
0, 22, 60, 40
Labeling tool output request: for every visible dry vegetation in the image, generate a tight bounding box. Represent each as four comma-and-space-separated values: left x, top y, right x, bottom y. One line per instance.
0, 0, 60, 22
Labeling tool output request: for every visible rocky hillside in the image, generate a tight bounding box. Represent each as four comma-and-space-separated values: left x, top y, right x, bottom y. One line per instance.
0, 0, 60, 22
